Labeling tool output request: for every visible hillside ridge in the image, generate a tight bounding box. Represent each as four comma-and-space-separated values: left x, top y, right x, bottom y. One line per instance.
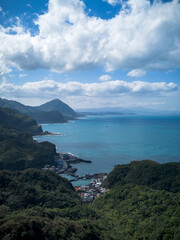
0, 98, 78, 123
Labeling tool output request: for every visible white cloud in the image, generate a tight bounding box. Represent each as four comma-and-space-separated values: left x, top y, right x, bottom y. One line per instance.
103, 0, 121, 6
27, 4, 32, 8
127, 69, 146, 77
0, 0, 180, 73
8, 74, 15, 78
0, 6, 5, 16
99, 74, 112, 81
0, 79, 177, 99
0, 78, 178, 109
19, 73, 28, 78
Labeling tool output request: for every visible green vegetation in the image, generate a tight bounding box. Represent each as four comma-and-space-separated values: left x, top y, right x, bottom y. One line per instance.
0, 168, 179, 240
103, 160, 180, 193
0, 107, 42, 135
0, 169, 101, 240
30, 110, 66, 124
0, 213, 100, 240
91, 160, 180, 239
0, 169, 80, 210
0, 107, 57, 171
93, 184, 180, 240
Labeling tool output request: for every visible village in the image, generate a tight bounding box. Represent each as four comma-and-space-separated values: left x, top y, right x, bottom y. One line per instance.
74, 175, 107, 203
42, 152, 108, 203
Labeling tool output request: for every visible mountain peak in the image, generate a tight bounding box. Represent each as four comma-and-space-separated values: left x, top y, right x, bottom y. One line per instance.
36, 99, 78, 117
49, 99, 63, 103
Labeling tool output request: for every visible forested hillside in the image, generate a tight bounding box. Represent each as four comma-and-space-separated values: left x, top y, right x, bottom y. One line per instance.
0, 107, 57, 171
103, 160, 180, 193
0, 168, 179, 240
0, 169, 100, 240
93, 184, 180, 240
0, 107, 42, 135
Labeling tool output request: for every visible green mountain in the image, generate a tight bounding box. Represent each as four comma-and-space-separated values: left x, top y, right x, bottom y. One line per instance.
0, 107, 42, 135
35, 98, 78, 118
0, 107, 57, 171
103, 160, 180, 193
0, 98, 78, 123
0, 160, 179, 240
93, 160, 180, 239
93, 183, 180, 240
29, 110, 66, 123
0, 169, 100, 240
0, 169, 80, 210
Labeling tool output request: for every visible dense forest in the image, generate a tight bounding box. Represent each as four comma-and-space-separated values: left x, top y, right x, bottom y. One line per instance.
0, 107, 42, 135
0, 106, 179, 239
103, 160, 180, 193
0, 169, 100, 240
0, 107, 57, 171
0, 167, 179, 240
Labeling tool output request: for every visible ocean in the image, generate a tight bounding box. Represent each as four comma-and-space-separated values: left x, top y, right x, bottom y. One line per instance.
34, 115, 180, 176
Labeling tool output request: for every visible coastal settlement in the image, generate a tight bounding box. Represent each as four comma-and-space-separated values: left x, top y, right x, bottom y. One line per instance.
42, 152, 108, 203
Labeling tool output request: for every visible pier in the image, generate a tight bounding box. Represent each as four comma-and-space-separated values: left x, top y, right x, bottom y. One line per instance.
43, 152, 92, 176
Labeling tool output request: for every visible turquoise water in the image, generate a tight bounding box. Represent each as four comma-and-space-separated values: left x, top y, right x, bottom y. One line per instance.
35, 115, 180, 176
60, 174, 91, 186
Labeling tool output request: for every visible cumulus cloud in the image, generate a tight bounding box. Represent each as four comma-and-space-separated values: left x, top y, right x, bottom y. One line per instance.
27, 4, 32, 8
127, 69, 146, 77
99, 74, 112, 81
103, 0, 121, 6
19, 73, 28, 78
0, 0, 180, 73
0, 61, 11, 76
0, 79, 177, 99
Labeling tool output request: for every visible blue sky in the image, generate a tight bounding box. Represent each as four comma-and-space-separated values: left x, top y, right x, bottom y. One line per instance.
0, 0, 180, 111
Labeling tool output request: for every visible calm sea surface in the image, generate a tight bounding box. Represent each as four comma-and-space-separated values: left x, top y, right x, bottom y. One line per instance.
35, 115, 180, 176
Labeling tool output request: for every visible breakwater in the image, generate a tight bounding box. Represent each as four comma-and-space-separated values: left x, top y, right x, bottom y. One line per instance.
54, 152, 92, 176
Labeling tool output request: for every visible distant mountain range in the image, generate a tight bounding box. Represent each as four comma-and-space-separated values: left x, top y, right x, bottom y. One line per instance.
76, 106, 180, 116
0, 98, 79, 124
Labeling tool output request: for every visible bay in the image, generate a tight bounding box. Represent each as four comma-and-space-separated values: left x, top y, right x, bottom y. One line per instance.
35, 115, 180, 176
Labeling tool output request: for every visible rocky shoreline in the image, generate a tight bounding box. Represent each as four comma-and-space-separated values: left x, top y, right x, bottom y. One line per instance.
51, 152, 92, 176
35, 131, 62, 136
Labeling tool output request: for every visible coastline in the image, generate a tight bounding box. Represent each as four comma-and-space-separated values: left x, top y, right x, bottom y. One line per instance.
35, 131, 62, 136
42, 151, 93, 178
38, 115, 180, 183
56, 152, 92, 176
35, 129, 93, 177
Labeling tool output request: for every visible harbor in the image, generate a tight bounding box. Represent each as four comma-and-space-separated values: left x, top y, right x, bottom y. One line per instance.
42, 152, 108, 203
42, 152, 92, 176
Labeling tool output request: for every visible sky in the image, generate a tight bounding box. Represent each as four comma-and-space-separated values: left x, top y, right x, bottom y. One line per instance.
0, 0, 180, 111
